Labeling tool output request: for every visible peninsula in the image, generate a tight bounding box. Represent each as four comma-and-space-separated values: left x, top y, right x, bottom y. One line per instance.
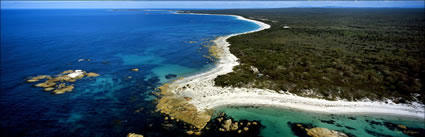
156, 8, 425, 130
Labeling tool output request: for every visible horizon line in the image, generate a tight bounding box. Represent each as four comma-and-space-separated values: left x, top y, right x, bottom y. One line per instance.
1, 1, 424, 9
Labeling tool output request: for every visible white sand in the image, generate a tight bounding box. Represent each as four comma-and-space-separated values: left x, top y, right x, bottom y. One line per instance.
171, 11, 425, 119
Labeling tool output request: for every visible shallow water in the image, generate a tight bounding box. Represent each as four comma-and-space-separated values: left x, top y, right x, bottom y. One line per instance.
216, 106, 425, 137
0, 9, 258, 137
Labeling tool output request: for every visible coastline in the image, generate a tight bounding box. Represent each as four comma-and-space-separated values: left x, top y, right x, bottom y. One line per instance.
158, 11, 424, 128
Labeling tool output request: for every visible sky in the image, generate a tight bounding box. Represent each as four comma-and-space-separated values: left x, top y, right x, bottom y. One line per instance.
1, 1, 424, 9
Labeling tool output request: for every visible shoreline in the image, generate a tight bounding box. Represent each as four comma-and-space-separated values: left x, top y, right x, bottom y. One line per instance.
161, 11, 425, 122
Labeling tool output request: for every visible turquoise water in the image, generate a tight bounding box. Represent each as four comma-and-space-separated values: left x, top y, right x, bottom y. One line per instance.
0, 9, 259, 137
216, 106, 425, 137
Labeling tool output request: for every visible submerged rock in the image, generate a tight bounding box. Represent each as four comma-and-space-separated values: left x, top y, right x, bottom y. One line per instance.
320, 120, 336, 125
165, 74, 177, 79
344, 126, 356, 130
365, 129, 391, 137
398, 124, 407, 129
384, 122, 425, 137
208, 45, 221, 59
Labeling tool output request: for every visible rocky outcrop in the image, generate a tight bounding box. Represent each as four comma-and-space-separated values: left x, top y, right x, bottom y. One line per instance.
131, 68, 139, 72
43, 87, 55, 91
156, 84, 211, 129
61, 70, 74, 74
222, 119, 232, 131
203, 112, 263, 136
27, 70, 99, 94
86, 72, 100, 77
52, 84, 74, 94
288, 122, 349, 137
127, 133, 143, 137
35, 81, 56, 88
186, 130, 194, 135
66, 70, 85, 79
26, 75, 52, 83
306, 127, 348, 137
156, 96, 211, 129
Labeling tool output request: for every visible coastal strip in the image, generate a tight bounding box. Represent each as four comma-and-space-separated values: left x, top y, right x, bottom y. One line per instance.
157, 11, 424, 130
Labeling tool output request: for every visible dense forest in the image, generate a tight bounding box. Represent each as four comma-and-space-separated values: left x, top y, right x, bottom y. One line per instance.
190, 8, 425, 103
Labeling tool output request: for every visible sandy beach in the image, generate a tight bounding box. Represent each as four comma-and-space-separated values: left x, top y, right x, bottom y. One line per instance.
166, 11, 425, 119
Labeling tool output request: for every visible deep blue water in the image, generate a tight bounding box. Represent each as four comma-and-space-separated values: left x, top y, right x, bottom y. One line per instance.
0, 9, 259, 137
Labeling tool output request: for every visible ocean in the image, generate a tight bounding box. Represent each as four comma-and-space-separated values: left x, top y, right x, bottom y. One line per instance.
0, 9, 258, 137
1, 9, 424, 137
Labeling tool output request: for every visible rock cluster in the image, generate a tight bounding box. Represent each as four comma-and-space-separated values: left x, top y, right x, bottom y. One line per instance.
180, 112, 262, 137
26, 70, 99, 94
216, 113, 258, 133
155, 110, 263, 136
158, 112, 203, 136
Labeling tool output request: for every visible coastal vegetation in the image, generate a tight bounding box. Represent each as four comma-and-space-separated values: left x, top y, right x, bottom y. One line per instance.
191, 8, 425, 103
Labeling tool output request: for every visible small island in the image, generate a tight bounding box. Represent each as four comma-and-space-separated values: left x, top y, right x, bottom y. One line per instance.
27, 70, 100, 94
